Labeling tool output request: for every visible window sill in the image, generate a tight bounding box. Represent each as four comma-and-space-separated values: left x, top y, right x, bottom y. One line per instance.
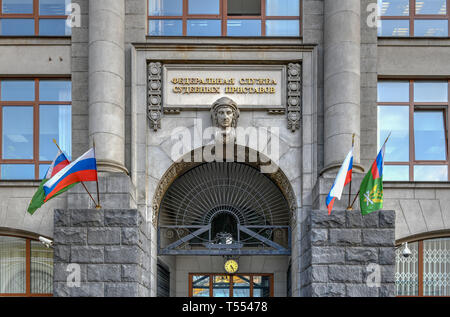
0, 36, 71, 46
384, 181, 450, 189
378, 37, 450, 46
0, 179, 43, 187
144, 36, 303, 46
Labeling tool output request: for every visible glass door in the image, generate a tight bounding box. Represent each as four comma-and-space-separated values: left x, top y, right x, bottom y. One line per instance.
189, 273, 273, 297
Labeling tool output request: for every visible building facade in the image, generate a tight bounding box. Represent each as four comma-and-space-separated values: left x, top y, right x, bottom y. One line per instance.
0, 0, 449, 297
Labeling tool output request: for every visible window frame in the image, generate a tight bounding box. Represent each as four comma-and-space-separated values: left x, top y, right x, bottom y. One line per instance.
378, 0, 450, 37
188, 273, 274, 297
396, 235, 450, 297
378, 79, 450, 181
147, 0, 302, 37
0, 78, 72, 180
0, 0, 70, 36
0, 234, 53, 297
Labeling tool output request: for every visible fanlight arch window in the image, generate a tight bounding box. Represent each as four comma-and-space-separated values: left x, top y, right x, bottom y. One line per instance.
396, 236, 450, 296
158, 162, 292, 255
0, 235, 53, 296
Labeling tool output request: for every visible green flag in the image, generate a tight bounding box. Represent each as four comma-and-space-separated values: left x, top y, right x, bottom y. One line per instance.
359, 144, 385, 215
27, 180, 76, 215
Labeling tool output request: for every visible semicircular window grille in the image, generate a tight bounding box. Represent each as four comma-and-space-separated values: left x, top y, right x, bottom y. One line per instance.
158, 162, 291, 255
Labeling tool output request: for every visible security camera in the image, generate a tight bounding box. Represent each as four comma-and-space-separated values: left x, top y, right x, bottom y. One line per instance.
39, 236, 53, 248
402, 242, 411, 258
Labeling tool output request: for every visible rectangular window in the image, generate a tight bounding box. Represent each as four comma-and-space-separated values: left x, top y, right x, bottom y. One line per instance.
0, 0, 71, 36
190, 273, 273, 297
0, 79, 71, 180
0, 236, 53, 296
396, 238, 450, 297
148, 0, 301, 36
378, 0, 449, 37
377, 80, 450, 181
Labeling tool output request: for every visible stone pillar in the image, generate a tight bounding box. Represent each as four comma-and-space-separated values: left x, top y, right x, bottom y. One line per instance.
88, 0, 127, 173
299, 210, 396, 297
53, 209, 150, 297
323, 0, 362, 173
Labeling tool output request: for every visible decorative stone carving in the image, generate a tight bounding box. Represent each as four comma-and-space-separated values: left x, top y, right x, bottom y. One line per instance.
210, 97, 240, 144
148, 62, 162, 131
287, 63, 302, 132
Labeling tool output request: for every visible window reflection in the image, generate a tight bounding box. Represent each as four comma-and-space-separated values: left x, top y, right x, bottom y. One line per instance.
0, 19, 35, 36
213, 275, 230, 297
414, 111, 446, 161
149, 20, 182, 36
39, 164, 50, 180
2, 107, 34, 160
383, 165, 410, 181
266, 0, 299, 16
253, 276, 271, 297
39, 19, 72, 36
415, 0, 447, 15
39, 81, 72, 102
378, 0, 410, 16
233, 275, 251, 297
414, 165, 448, 181
190, 274, 272, 297
2, 0, 33, 14
1, 80, 35, 101
378, 81, 410, 102
227, 20, 261, 36
39, 0, 70, 15
192, 275, 210, 297
148, 0, 300, 36
414, 20, 448, 37
414, 81, 448, 102
378, 106, 410, 162
187, 20, 221, 36
266, 20, 299, 36
39, 105, 72, 161
1, 164, 34, 179
188, 0, 219, 15
378, 19, 410, 36
149, 0, 183, 16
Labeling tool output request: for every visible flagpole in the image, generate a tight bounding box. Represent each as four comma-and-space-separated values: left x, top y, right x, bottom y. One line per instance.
346, 133, 355, 210
52, 139, 98, 207
348, 131, 392, 209
93, 140, 101, 209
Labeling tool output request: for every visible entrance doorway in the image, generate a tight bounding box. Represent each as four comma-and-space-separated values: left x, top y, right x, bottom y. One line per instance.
189, 273, 273, 297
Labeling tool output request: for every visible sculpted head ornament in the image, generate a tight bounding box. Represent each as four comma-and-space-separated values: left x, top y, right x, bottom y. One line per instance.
211, 97, 240, 129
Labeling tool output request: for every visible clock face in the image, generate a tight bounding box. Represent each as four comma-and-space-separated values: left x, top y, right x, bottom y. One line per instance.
224, 259, 238, 273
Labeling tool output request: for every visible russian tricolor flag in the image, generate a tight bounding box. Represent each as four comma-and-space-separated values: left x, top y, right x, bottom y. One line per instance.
326, 148, 354, 214
43, 148, 98, 202
45, 150, 70, 179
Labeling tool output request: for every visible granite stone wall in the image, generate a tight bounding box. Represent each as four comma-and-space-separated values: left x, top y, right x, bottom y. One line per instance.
299, 209, 396, 297
53, 209, 150, 297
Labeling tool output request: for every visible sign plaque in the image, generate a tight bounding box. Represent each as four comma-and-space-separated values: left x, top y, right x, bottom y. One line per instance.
163, 64, 286, 110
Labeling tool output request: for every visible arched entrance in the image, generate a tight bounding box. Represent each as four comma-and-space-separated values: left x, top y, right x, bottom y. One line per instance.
154, 151, 297, 297
158, 162, 291, 255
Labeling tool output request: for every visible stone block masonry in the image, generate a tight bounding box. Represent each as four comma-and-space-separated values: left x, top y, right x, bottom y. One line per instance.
53, 209, 150, 297
300, 209, 396, 297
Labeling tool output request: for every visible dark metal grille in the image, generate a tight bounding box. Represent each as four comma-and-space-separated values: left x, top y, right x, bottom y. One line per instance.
158, 162, 291, 255
159, 162, 290, 226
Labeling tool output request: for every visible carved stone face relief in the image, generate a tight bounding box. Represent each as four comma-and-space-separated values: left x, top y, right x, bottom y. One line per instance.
216, 106, 234, 128
211, 97, 239, 129
211, 97, 240, 144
